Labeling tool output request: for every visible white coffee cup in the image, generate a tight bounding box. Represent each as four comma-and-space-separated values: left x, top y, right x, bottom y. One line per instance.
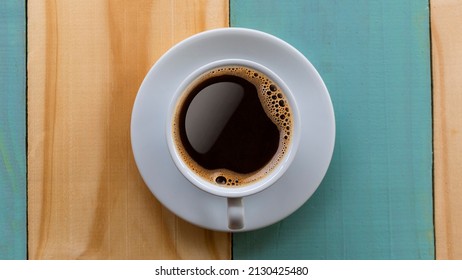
166, 58, 301, 230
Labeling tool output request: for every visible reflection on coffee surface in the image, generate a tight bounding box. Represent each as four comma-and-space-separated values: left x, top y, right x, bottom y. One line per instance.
172, 65, 293, 187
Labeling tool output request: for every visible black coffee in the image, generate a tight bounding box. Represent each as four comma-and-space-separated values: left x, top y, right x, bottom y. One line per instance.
172, 65, 293, 187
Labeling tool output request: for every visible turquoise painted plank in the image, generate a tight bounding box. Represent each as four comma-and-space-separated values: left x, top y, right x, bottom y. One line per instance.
0, 1, 27, 259
231, 0, 433, 259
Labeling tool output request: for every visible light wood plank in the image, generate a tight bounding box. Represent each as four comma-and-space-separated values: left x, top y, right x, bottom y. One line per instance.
28, 0, 230, 259
0, 0, 26, 260
232, 0, 434, 259
432, 0, 462, 260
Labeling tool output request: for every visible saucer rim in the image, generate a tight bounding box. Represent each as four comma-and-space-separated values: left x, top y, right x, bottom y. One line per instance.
131, 27, 335, 231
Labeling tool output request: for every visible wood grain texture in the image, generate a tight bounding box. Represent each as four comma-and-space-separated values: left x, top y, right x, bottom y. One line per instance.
432, 0, 462, 260
0, 0, 27, 260
28, 0, 229, 259
231, 0, 434, 259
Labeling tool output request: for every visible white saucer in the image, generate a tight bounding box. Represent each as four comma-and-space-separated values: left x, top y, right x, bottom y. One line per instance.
131, 28, 335, 231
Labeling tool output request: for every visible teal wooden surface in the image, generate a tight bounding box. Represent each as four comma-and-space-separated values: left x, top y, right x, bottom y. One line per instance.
231, 0, 433, 259
0, 1, 27, 259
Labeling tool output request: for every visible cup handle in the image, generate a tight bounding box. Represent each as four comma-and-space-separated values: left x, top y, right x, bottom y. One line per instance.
227, 197, 244, 230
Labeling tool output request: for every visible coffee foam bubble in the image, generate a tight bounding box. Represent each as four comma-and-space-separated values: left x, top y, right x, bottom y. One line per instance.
172, 65, 293, 188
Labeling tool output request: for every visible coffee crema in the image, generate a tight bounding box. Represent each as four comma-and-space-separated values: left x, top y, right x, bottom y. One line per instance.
172, 65, 293, 187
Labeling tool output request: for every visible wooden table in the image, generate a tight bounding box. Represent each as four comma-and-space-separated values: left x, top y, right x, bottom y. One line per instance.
0, 0, 460, 259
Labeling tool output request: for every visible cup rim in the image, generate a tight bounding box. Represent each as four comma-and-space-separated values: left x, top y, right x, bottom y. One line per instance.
166, 58, 301, 198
